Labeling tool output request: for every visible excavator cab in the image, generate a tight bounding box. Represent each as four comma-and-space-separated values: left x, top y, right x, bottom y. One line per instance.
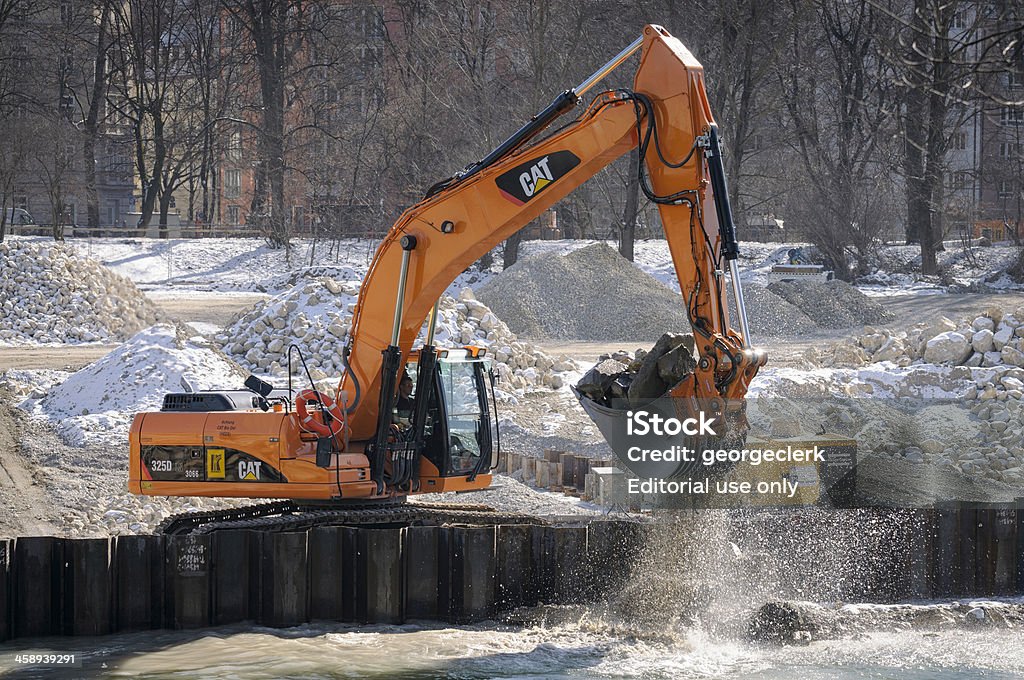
389, 347, 498, 489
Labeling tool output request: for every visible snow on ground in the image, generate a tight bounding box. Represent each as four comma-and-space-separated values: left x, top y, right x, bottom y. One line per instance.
1, 234, 1022, 536
21, 323, 248, 448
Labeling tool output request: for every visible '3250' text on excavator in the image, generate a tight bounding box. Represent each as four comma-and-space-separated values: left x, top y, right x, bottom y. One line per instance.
128, 25, 767, 533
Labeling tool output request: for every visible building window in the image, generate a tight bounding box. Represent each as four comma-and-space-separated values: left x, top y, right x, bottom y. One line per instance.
226, 205, 240, 224
998, 180, 1014, 199
1008, 70, 1022, 89
951, 8, 967, 29
224, 169, 241, 199
950, 132, 967, 150
999, 142, 1021, 159
292, 205, 306, 229
1000, 106, 1024, 125
227, 128, 242, 161
947, 170, 970, 191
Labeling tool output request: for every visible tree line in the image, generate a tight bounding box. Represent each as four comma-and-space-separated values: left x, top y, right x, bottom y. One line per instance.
0, 0, 1021, 277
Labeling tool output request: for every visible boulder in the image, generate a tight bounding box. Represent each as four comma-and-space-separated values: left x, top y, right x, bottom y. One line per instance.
747, 601, 820, 644
627, 332, 695, 404
972, 328, 995, 353
575, 359, 629, 403
923, 331, 971, 365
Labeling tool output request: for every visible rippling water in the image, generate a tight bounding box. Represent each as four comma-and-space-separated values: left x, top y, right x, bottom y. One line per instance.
1, 619, 1023, 679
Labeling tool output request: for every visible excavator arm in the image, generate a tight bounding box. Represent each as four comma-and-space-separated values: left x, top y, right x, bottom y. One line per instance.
339, 24, 766, 444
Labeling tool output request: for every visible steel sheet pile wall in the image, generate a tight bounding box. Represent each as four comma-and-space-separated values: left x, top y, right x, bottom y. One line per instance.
0, 519, 645, 640
0, 504, 1021, 642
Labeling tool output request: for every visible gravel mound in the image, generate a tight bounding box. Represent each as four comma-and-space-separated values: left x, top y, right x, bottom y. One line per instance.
767, 279, 894, 329
476, 243, 693, 341
0, 240, 161, 344
728, 284, 817, 338
213, 278, 576, 393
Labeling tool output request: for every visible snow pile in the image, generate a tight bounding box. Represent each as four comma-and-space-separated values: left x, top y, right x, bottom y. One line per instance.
767, 279, 895, 329
0, 240, 161, 344
213, 277, 577, 393
25, 323, 248, 446
810, 305, 1024, 369
476, 243, 694, 341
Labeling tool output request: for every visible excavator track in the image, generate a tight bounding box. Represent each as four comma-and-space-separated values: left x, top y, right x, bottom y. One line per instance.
157, 500, 545, 535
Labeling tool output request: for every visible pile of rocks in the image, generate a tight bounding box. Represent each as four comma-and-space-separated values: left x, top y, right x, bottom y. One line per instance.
0, 240, 160, 344
477, 243, 694, 341
576, 332, 696, 407
767, 279, 894, 329
213, 278, 576, 392
810, 305, 1024, 369
728, 284, 817, 337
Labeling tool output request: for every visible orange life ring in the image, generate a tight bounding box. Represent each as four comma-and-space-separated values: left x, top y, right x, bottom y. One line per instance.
295, 389, 344, 437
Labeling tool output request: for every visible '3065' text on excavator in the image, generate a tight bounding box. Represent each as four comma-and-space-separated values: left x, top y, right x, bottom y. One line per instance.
128, 25, 766, 533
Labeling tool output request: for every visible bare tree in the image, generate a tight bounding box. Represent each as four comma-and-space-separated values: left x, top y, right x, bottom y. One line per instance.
776, 0, 900, 278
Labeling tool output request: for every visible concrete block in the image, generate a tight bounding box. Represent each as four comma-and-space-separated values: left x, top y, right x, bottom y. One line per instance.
260, 531, 308, 627
593, 467, 627, 507
13, 536, 64, 637
560, 453, 576, 489
544, 448, 563, 463
65, 538, 111, 636
521, 456, 536, 484
213, 530, 256, 625
113, 534, 163, 631
573, 456, 589, 491
405, 526, 439, 620
165, 534, 211, 629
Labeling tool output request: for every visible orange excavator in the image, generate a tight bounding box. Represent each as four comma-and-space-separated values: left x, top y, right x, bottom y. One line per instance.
128, 25, 766, 528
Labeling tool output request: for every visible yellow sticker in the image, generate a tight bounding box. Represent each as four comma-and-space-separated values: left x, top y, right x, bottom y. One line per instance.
207, 448, 226, 479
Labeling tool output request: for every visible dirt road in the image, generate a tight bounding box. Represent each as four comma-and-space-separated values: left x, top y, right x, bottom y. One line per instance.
0, 399, 59, 536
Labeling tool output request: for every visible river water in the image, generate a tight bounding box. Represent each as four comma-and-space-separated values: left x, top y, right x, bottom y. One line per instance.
1, 617, 1023, 678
